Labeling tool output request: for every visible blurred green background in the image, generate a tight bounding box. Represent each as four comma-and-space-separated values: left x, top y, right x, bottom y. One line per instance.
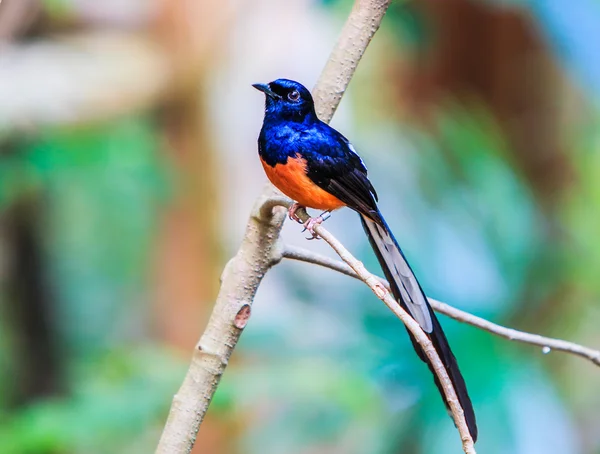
0, 0, 599, 453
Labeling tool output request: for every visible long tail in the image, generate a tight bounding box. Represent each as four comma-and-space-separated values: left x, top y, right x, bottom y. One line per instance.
360, 211, 478, 442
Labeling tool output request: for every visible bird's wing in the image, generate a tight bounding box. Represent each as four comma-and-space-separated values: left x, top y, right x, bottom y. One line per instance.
303, 127, 380, 220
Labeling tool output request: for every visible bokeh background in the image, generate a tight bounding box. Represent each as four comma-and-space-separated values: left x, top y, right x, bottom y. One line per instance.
1, 0, 599, 453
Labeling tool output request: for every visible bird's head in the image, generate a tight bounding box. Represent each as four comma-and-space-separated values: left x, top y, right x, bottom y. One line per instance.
253, 79, 316, 121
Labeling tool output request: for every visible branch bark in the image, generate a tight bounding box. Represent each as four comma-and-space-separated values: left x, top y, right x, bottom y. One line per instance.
156, 1, 394, 452
282, 245, 600, 367
155, 187, 286, 453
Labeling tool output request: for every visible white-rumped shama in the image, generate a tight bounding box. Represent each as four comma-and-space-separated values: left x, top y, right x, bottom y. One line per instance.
254, 78, 477, 442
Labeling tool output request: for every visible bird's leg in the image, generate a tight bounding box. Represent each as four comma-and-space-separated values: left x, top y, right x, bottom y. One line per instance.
318, 210, 332, 223
288, 202, 304, 224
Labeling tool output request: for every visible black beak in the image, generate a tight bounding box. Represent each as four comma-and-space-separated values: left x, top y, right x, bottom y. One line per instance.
252, 83, 281, 99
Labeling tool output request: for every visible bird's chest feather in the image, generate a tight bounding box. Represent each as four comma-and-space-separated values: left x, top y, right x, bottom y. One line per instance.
258, 125, 343, 211
259, 154, 343, 210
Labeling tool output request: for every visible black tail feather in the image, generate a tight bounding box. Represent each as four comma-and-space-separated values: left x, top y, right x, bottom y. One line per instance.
360, 212, 478, 442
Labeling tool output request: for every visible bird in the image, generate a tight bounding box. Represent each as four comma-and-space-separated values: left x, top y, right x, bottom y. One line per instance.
253, 78, 477, 442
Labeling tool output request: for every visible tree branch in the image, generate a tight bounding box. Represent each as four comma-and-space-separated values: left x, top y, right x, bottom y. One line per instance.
312, 0, 392, 122
155, 187, 286, 454
282, 245, 600, 367
156, 1, 395, 452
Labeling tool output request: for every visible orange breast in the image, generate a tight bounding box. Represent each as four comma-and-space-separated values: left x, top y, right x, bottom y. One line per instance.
261, 154, 345, 211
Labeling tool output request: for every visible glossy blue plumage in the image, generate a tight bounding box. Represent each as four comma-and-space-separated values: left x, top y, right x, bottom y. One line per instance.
257, 79, 378, 215
258, 80, 363, 162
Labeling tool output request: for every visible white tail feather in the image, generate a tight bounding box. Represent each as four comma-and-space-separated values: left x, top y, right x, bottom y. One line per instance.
362, 215, 433, 333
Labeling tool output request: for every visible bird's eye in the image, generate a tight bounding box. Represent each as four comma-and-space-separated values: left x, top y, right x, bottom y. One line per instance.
287, 90, 300, 102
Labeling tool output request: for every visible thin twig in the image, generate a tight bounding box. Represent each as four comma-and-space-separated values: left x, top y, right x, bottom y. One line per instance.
282, 244, 600, 367
288, 208, 476, 454
430, 299, 600, 367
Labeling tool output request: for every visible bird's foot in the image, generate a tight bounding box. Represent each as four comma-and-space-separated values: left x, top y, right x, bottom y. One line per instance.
288, 205, 331, 239
288, 203, 304, 223
303, 216, 324, 240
